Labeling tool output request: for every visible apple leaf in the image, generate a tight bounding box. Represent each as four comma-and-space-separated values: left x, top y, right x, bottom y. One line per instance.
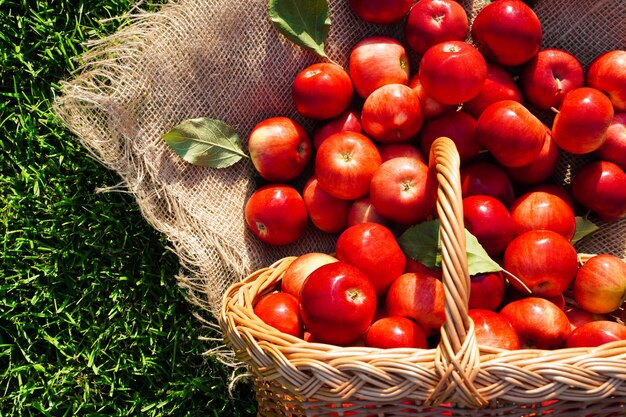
398, 219, 502, 276
162, 118, 247, 168
268, 0, 330, 59
465, 230, 503, 276
397, 220, 441, 270
571, 216, 600, 245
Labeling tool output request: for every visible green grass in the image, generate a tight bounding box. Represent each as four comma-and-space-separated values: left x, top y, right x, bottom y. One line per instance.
0, 0, 256, 415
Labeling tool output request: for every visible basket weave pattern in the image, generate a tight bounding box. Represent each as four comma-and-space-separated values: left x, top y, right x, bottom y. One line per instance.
220, 138, 626, 416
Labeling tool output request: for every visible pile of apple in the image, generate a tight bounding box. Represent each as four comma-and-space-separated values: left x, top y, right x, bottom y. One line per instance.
244, 0, 626, 351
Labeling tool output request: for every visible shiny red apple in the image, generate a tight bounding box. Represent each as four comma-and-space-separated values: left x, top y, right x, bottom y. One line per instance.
364, 316, 428, 349
281, 252, 338, 299
566, 320, 626, 348
463, 63, 524, 119
571, 160, 626, 222
586, 50, 626, 112
463, 195, 515, 258
469, 309, 520, 350
595, 113, 626, 171
292, 62, 354, 120
509, 190, 577, 240
403, 0, 468, 55
573, 254, 626, 315
302, 176, 352, 234
419, 110, 481, 164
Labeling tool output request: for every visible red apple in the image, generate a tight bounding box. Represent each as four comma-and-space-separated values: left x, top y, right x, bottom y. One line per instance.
385, 272, 446, 336
502, 286, 566, 311
349, 36, 410, 99
470, 0, 542, 66
292, 62, 354, 120
469, 309, 520, 350
361, 83, 424, 143
573, 254, 626, 315
378, 143, 426, 163
551, 87, 614, 154
281, 252, 338, 299
565, 306, 608, 331
509, 190, 577, 240
364, 316, 428, 349
248, 116, 312, 182
519, 48, 584, 110
566, 320, 626, 348
469, 272, 506, 311
312, 108, 362, 150
403, 0, 468, 56
315, 131, 382, 200
349, 0, 413, 25
477, 100, 546, 167
586, 50, 626, 112
419, 110, 480, 164
595, 113, 626, 171
335, 222, 407, 296
460, 161, 516, 207
499, 297, 571, 349
503, 128, 560, 186
503, 230, 579, 297
462, 195, 515, 258
300, 262, 377, 345
409, 74, 455, 120
244, 184, 308, 246
254, 292, 303, 338
347, 195, 391, 227
528, 183, 577, 213
369, 157, 438, 225
404, 257, 443, 279
418, 40, 487, 105
463, 63, 524, 119
302, 176, 352, 234
571, 160, 626, 222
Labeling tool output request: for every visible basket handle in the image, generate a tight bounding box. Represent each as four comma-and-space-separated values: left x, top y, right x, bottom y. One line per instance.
425, 137, 488, 407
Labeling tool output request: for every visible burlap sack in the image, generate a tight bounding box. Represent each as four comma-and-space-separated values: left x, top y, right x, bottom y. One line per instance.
54, 0, 626, 318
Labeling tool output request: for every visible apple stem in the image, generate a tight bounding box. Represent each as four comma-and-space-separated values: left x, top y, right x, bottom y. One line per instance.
550, 106, 560, 114
502, 268, 532, 294
554, 76, 563, 93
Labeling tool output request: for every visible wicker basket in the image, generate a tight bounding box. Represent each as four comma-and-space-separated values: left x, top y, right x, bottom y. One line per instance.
219, 137, 626, 416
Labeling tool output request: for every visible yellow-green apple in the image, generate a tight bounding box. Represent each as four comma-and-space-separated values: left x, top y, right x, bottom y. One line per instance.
573, 254, 626, 315
519, 48, 584, 110
281, 252, 338, 299
349, 36, 410, 99
586, 50, 626, 112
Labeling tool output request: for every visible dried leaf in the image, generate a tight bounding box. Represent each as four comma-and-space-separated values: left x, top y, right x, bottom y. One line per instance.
268, 0, 330, 58
162, 118, 247, 168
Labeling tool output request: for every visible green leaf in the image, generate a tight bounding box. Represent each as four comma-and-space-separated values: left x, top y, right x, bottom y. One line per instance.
162, 118, 247, 168
398, 219, 502, 276
572, 216, 600, 245
465, 230, 503, 276
398, 220, 442, 270
268, 0, 330, 58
